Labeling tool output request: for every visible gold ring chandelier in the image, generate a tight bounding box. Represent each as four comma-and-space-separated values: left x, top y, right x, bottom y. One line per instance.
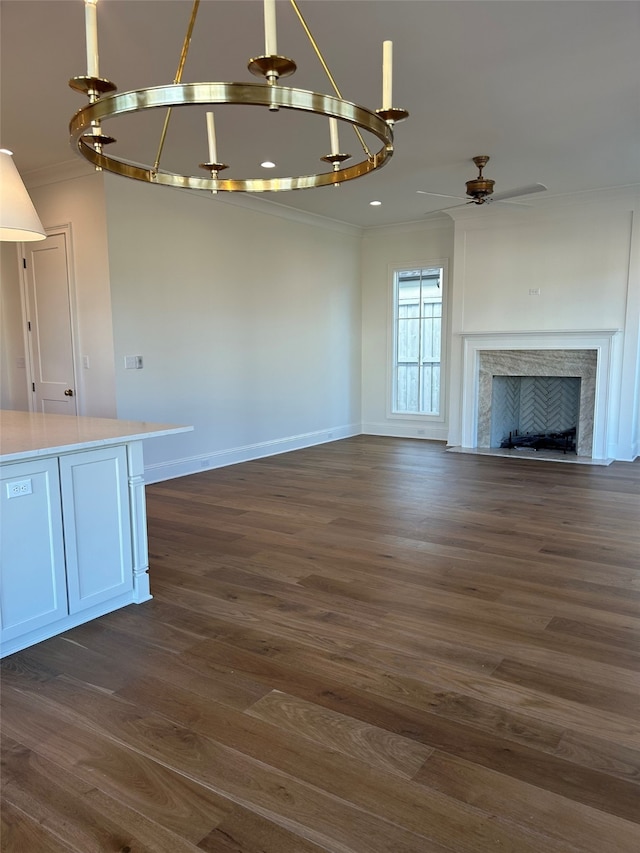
69, 0, 409, 193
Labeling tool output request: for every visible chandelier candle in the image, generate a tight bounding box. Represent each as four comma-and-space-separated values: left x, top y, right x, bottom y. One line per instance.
329, 118, 340, 156
206, 112, 218, 164
382, 40, 393, 111
85, 0, 99, 78
264, 0, 277, 56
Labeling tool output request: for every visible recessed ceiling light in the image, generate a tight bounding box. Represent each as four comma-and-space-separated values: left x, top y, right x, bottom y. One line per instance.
369, 200, 382, 206
261, 161, 276, 169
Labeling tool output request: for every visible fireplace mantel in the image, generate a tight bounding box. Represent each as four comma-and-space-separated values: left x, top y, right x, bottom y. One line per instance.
459, 330, 620, 460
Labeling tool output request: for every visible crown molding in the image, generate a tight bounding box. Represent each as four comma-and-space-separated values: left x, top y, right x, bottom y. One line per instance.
23, 158, 363, 237
362, 213, 453, 237
205, 190, 364, 237
23, 159, 95, 189
446, 183, 640, 227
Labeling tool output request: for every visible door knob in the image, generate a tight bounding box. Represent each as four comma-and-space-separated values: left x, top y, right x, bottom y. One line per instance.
64, 388, 74, 397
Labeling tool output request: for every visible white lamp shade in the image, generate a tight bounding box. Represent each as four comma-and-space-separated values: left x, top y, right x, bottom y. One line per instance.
0, 150, 46, 241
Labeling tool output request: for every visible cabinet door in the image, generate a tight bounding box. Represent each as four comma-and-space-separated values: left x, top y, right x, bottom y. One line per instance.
0, 457, 68, 643
59, 445, 133, 613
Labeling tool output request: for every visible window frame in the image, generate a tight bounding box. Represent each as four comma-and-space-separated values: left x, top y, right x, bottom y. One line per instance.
387, 259, 449, 423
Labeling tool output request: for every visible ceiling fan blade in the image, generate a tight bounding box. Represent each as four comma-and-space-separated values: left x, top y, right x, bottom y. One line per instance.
425, 201, 474, 215
490, 183, 547, 202
489, 199, 534, 207
416, 191, 468, 200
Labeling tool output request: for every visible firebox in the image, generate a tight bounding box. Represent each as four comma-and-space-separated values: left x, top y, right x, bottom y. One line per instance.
490, 375, 581, 453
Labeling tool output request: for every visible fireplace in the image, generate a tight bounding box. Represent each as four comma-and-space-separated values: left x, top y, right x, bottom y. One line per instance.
459, 331, 619, 461
478, 350, 596, 456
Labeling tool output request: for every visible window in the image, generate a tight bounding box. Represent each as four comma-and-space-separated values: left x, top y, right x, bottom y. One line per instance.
392, 266, 444, 415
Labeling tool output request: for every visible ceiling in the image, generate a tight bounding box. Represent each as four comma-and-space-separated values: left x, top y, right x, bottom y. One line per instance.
1, 0, 639, 228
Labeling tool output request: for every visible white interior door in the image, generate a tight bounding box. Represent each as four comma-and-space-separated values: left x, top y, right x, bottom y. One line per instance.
24, 230, 78, 415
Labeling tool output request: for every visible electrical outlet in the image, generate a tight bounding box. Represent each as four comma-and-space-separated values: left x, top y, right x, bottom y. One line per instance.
6, 478, 32, 498
124, 355, 144, 370
529, 288, 541, 296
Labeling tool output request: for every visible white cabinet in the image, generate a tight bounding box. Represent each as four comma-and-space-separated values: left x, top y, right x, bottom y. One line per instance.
0, 410, 190, 658
1, 445, 140, 657
60, 445, 132, 613
0, 457, 67, 642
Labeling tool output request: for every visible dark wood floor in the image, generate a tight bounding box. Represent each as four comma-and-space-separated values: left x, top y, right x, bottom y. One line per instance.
2, 436, 640, 852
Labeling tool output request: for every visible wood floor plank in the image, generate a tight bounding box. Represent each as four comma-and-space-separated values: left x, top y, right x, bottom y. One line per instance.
179, 635, 640, 823
248, 688, 434, 778
417, 749, 640, 853
1, 684, 232, 844
545, 614, 640, 650
2, 436, 639, 852
184, 625, 640, 752
1, 740, 205, 853
26, 672, 591, 853
196, 805, 334, 853
1, 800, 82, 853
492, 657, 640, 718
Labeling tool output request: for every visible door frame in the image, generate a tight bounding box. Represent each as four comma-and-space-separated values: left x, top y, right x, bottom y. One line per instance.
20, 223, 82, 414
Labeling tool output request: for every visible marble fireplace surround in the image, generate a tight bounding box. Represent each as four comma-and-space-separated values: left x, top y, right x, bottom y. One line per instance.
460, 331, 619, 461
478, 350, 596, 456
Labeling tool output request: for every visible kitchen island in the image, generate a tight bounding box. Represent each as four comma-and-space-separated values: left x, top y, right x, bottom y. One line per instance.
0, 410, 192, 657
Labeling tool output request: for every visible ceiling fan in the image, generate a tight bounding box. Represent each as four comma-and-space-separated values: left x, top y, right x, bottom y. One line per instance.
418, 155, 547, 210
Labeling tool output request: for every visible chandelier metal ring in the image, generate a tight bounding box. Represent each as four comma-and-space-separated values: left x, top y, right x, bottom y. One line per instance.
69, 81, 396, 192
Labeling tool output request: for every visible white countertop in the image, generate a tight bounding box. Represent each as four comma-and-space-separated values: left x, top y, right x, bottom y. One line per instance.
0, 410, 192, 463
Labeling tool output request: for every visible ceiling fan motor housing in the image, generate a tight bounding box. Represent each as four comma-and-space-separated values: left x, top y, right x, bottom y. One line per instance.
466, 154, 494, 203
465, 176, 495, 202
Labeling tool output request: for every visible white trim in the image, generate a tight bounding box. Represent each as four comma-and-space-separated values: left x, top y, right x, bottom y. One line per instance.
362, 422, 448, 441
387, 258, 449, 423
143, 423, 360, 483
445, 184, 640, 225
364, 215, 453, 237
23, 159, 95, 188
209, 190, 364, 237
459, 330, 621, 461
0, 591, 142, 658
25, 159, 363, 236
20, 224, 81, 415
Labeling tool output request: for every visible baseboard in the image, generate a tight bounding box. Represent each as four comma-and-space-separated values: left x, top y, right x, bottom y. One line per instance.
144, 424, 361, 483
361, 421, 449, 442
606, 441, 639, 463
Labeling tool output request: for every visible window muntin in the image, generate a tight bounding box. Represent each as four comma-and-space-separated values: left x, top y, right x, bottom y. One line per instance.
392, 267, 443, 415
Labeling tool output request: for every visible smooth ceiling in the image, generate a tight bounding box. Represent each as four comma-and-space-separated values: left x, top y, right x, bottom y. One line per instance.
1, 0, 639, 228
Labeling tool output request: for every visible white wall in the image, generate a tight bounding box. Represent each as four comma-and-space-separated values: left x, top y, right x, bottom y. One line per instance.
361, 189, 640, 461
360, 217, 455, 440
452, 206, 632, 334
5, 175, 636, 468
27, 172, 117, 418
447, 191, 640, 459
104, 178, 363, 480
